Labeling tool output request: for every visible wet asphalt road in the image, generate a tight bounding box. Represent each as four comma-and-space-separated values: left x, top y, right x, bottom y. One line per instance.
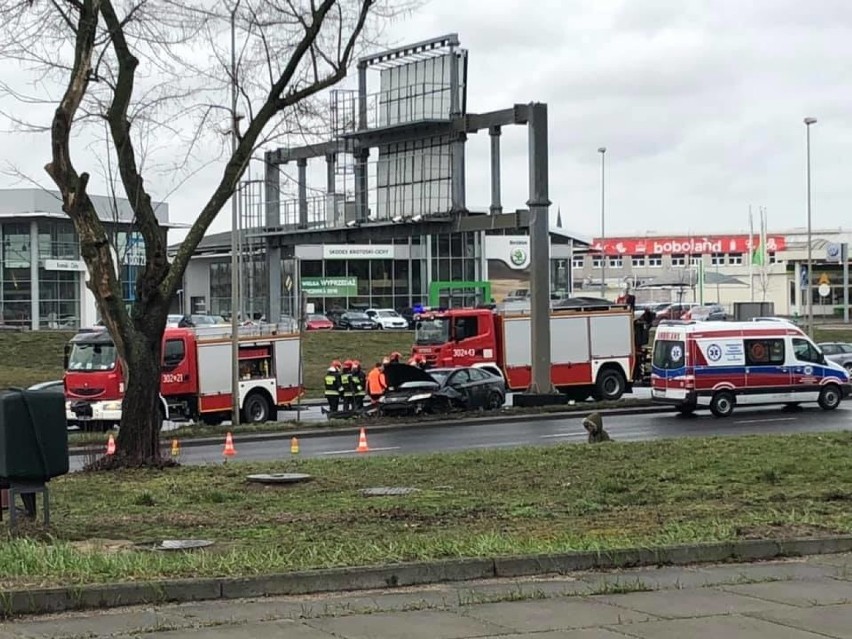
71, 401, 852, 470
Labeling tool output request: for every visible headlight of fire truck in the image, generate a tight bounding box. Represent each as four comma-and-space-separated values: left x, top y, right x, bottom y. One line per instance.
102, 401, 123, 412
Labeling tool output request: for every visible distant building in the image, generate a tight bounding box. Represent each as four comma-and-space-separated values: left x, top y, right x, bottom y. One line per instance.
575, 230, 852, 316
0, 188, 175, 329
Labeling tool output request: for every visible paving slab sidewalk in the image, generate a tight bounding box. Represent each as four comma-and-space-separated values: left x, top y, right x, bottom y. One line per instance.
3, 553, 852, 639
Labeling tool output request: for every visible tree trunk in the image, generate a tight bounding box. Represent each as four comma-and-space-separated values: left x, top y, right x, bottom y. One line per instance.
115, 331, 163, 463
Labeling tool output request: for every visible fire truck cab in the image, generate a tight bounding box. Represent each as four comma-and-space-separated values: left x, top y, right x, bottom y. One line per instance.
651, 320, 851, 417
64, 324, 302, 430
412, 304, 644, 401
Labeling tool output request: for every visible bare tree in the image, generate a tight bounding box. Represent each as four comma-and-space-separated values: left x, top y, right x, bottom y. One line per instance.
0, 0, 398, 466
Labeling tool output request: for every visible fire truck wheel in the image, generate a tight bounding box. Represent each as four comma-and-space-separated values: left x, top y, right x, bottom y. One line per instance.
818, 384, 842, 411
594, 368, 625, 402
243, 392, 272, 423
709, 390, 736, 418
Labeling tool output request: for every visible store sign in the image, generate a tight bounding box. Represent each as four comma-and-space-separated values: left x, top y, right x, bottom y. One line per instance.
485, 236, 531, 270
322, 244, 395, 260
592, 235, 787, 256
301, 276, 358, 297
44, 259, 86, 272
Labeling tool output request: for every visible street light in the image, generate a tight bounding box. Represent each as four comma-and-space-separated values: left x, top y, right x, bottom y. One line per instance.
229, 1, 242, 427
597, 146, 607, 297
804, 117, 817, 338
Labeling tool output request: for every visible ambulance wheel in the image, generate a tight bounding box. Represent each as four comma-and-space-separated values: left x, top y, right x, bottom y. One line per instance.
709, 391, 735, 418
243, 392, 272, 423
677, 401, 697, 416
818, 384, 842, 411
594, 368, 625, 401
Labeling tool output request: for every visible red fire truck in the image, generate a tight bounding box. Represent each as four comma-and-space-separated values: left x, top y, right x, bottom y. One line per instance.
64, 325, 302, 430
411, 304, 643, 401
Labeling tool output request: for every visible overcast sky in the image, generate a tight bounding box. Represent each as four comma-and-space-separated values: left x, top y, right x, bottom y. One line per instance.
2, 0, 851, 241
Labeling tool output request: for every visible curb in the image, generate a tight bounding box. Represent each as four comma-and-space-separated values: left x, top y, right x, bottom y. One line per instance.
67, 404, 675, 456
4, 535, 851, 617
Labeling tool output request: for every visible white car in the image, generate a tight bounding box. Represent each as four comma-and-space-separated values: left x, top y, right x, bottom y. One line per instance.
365, 308, 409, 330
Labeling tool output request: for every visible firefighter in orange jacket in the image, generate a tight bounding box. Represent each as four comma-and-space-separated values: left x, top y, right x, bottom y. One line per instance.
366, 361, 387, 403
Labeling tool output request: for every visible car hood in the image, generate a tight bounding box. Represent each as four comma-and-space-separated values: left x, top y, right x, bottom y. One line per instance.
383, 362, 435, 387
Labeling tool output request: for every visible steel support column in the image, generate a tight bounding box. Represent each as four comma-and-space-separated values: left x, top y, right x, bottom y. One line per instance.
526, 102, 553, 394
264, 157, 281, 322
489, 126, 502, 215
355, 149, 369, 221
297, 158, 308, 229
449, 45, 465, 212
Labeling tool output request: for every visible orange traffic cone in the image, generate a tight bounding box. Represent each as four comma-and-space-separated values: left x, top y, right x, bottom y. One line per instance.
356, 427, 370, 453
106, 434, 116, 456
223, 432, 236, 458
290, 437, 300, 455
171, 438, 181, 458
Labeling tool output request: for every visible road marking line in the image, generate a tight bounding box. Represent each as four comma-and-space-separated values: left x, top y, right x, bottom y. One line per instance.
318, 446, 400, 456
734, 418, 797, 424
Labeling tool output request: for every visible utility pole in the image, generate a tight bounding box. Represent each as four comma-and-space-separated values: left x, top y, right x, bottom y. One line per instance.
804, 117, 817, 338
229, 1, 242, 427
598, 147, 607, 297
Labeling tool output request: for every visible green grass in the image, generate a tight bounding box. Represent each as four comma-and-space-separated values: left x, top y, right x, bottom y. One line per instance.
3, 432, 852, 589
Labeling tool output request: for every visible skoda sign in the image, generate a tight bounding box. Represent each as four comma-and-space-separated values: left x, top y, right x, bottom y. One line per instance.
510, 248, 527, 266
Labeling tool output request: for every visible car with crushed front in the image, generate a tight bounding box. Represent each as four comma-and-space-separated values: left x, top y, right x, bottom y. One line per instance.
378, 363, 506, 416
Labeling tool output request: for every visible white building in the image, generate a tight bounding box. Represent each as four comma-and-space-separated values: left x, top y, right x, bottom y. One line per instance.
573, 229, 852, 317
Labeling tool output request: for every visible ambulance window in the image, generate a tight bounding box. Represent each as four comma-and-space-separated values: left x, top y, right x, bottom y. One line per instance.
653, 340, 685, 369
745, 339, 784, 365
793, 338, 821, 363
163, 339, 185, 370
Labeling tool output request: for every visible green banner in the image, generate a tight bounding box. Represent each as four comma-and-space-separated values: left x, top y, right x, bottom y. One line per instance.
301, 276, 357, 297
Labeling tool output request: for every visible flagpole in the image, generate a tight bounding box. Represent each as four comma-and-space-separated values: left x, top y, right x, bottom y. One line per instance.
760, 207, 768, 301
749, 205, 754, 302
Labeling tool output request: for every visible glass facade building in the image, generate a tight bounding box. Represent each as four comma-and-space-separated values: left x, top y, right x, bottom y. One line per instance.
0, 189, 173, 330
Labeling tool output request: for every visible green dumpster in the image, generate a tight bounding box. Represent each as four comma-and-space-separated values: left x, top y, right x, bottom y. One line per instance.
0, 388, 69, 481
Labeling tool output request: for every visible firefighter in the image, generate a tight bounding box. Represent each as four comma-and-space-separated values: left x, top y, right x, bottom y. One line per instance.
340, 360, 354, 412
351, 360, 366, 409
324, 364, 343, 413
366, 361, 387, 403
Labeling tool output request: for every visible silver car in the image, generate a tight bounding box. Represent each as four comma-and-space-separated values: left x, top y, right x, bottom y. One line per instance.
818, 342, 852, 372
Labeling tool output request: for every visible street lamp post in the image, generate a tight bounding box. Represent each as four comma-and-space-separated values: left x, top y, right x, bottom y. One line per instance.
598, 146, 606, 297
804, 117, 817, 338
229, 2, 242, 427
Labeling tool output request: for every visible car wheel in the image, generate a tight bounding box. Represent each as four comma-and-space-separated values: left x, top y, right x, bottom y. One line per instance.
677, 400, 697, 416
709, 390, 735, 418
243, 392, 272, 424
487, 391, 504, 410
594, 368, 625, 402
818, 384, 842, 411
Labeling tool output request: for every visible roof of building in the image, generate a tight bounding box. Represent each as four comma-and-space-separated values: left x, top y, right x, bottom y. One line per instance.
0, 188, 174, 227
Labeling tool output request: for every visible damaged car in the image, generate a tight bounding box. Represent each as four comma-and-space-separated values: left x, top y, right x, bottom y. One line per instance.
379, 363, 506, 416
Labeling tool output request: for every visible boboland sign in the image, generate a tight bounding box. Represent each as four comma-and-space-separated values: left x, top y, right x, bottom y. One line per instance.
592, 235, 787, 256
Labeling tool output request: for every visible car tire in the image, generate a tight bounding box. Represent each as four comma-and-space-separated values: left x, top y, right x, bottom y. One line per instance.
818, 384, 842, 411
243, 392, 272, 424
677, 401, 697, 416
487, 391, 504, 410
709, 390, 735, 418
594, 368, 626, 402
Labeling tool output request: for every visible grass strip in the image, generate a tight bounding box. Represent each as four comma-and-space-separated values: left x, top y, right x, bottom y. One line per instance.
3, 432, 852, 589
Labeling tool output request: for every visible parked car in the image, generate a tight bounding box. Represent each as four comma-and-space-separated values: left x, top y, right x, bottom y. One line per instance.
379, 364, 506, 415
178, 314, 227, 327
305, 314, 334, 331
365, 308, 409, 330
818, 342, 852, 372
166, 314, 183, 327
277, 314, 299, 332
634, 302, 669, 319
652, 303, 697, 326
336, 312, 379, 331
684, 303, 728, 322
